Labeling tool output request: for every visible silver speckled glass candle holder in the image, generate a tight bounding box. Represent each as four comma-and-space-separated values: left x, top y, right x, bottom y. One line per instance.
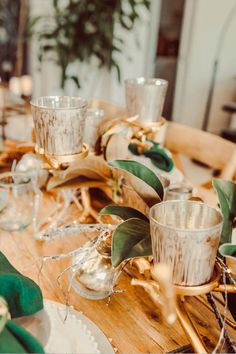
150, 201, 223, 286
125, 78, 168, 122
31, 96, 87, 156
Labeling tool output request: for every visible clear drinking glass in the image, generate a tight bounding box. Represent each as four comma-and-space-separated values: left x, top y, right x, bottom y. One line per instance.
0, 172, 35, 231
150, 201, 223, 286
125, 78, 168, 122
83, 108, 104, 149
30, 96, 87, 156
166, 183, 193, 201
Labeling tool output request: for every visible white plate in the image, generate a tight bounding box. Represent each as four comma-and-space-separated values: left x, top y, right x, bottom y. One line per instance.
15, 300, 114, 354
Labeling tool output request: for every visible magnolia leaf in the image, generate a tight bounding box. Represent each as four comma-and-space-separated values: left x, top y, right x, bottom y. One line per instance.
219, 243, 236, 258
112, 218, 152, 267
47, 171, 105, 190
63, 155, 112, 180
212, 179, 236, 244
104, 134, 130, 162
47, 176, 111, 196
109, 159, 163, 206
100, 205, 148, 222
47, 155, 112, 190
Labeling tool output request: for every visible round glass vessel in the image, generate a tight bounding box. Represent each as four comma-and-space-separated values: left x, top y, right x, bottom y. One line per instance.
83, 108, 104, 150
166, 184, 193, 201
70, 234, 120, 300
125, 78, 168, 122
150, 200, 223, 286
0, 172, 34, 231
31, 96, 87, 156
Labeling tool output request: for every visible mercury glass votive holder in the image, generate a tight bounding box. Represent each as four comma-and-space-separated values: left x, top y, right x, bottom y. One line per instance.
0, 172, 35, 231
125, 78, 168, 122
150, 201, 223, 286
30, 96, 87, 156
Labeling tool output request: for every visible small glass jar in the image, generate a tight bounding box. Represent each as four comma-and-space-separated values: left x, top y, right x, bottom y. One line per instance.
83, 108, 104, 150
166, 183, 193, 201
0, 172, 34, 231
70, 233, 120, 300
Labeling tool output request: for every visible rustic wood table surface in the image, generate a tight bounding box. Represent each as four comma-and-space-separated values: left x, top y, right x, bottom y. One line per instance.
0, 155, 235, 353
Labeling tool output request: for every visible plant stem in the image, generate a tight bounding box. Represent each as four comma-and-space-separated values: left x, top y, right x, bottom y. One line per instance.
60, 65, 67, 89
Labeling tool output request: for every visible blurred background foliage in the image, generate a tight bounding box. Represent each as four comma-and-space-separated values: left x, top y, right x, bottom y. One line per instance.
0, 0, 21, 81
30, 0, 150, 88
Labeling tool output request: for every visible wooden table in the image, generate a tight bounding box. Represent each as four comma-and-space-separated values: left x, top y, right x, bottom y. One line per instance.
0, 152, 235, 353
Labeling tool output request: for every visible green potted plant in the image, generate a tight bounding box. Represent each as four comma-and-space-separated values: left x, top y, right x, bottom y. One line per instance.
45, 158, 164, 300
29, 0, 150, 89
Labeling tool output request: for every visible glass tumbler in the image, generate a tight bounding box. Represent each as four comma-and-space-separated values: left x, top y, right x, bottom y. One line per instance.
125, 78, 168, 122
31, 96, 87, 156
83, 108, 104, 150
166, 183, 193, 201
150, 201, 223, 286
0, 172, 35, 231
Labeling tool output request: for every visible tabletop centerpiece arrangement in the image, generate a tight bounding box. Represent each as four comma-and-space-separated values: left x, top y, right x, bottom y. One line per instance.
0, 74, 236, 353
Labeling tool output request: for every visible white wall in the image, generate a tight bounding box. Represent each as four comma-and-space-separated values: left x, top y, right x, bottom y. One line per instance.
173, 0, 236, 133
30, 0, 161, 105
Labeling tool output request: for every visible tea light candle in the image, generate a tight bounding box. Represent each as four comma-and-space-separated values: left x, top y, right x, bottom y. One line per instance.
21, 75, 33, 96
9, 76, 22, 96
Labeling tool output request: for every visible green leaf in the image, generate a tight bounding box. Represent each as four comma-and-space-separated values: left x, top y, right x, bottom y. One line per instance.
109, 159, 164, 203
219, 243, 236, 258
27, 16, 41, 34
112, 218, 152, 267
111, 59, 121, 82
69, 75, 81, 88
100, 205, 148, 221
29, 0, 150, 89
212, 179, 236, 244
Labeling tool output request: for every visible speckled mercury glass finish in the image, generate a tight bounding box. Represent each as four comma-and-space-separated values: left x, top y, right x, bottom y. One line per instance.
31, 96, 87, 156
150, 201, 223, 286
125, 78, 168, 122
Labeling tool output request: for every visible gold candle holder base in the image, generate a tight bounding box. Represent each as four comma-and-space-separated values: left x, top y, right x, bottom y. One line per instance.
35, 143, 89, 169
174, 264, 221, 297
131, 260, 236, 354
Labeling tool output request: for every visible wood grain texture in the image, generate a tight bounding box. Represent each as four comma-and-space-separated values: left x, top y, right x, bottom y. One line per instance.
0, 193, 235, 353
165, 121, 236, 174
1, 99, 235, 352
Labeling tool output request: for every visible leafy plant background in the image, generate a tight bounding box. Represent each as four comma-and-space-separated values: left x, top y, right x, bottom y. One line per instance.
30, 0, 150, 89
0, 0, 21, 80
